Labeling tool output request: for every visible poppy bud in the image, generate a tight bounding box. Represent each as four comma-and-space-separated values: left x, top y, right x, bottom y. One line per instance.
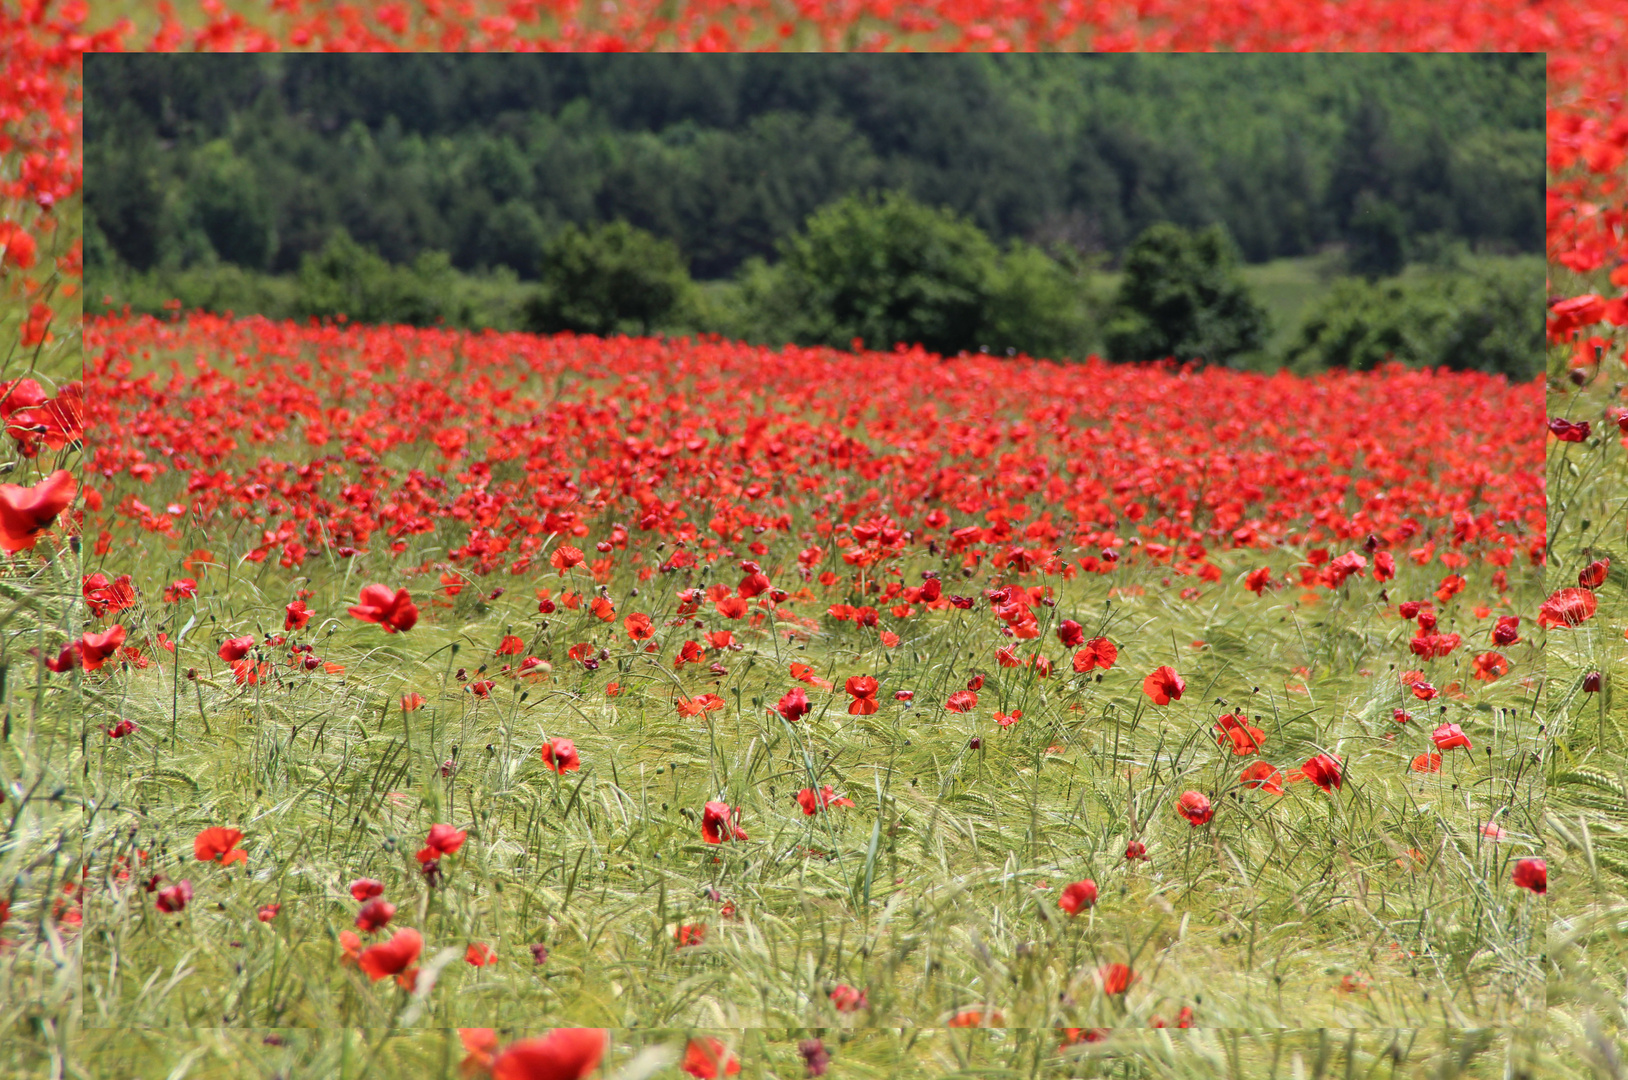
1583, 671, 1603, 692
968, 736, 982, 750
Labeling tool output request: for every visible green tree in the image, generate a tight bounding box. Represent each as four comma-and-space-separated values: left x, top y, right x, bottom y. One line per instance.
737, 190, 1087, 359
1103, 223, 1270, 365
764, 191, 994, 355
524, 221, 692, 335
296, 229, 454, 326
1283, 258, 1542, 380
188, 139, 275, 269
1345, 190, 1407, 279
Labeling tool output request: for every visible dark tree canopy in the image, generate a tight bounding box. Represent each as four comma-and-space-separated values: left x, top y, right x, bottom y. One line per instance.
86, 53, 1544, 280
1103, 224, 1271, 366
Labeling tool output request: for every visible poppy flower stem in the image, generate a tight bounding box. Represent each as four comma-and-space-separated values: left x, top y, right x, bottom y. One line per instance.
194, 678, 211, 736
170, 639, 181, 746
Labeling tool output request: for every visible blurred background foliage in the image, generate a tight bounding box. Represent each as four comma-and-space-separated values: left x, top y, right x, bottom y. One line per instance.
85, 53, 1543, 375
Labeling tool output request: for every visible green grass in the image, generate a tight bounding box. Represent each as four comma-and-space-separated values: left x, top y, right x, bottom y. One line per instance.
48, 330, 1578, 1079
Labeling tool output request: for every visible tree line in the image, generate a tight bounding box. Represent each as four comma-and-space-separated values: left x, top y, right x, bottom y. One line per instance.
84, 54, 1543, 377
87, 53, 1543, 280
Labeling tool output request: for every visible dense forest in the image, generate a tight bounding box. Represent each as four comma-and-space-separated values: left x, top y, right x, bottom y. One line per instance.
87, 54, 1543, 280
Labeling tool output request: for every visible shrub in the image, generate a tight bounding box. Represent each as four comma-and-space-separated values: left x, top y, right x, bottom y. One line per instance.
296, 230, 456, 326
524, 221, 692, 336
1283, 258, 1542, 379
1103, 223, 1271, 366
735, 191, 1088, 359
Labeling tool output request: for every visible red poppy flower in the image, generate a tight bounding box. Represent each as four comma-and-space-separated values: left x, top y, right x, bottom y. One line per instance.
0, 223, 37, 269
416, 823, 467, 864
348, 585, 418, 633
701, 800, 747, 844
1142, 666, 1185, 705
967, 675, 984, 691
466, 942, 497, 967
796, 785, 854, 815
1244, 566, 1275, 595
1301, 753, 1343, 792
402, 692, 427, 712
775, 687, 810, 724
1547, 417, 1590, 441
1056, 619, 1085, 647
550, 545, 585, 572
79, 625, 128, 671
490, 1029, 608, 1080
624, 613, 654, 641
1214, 714, 1266, 755
274, 602, 310, 634
1058, 879, 1098, 914
800, 1038, 830, 1077
677, 694, 725, 718
1239, 761, 1285, 795
1061, 1028, 1109, 1046
1176, 790, 1213, 826
357, 927, 423, 982
44, 643, 79, 672
1538, 587, 1597, 629
350, 878, 385, 902
542, 738, 580, 774
0, 469, 75, 552
84, 573, 138, 617
156, 880, 193, 914
356, 899, 396, 933
994, 709, 1023, 727
845, 675, 880, 715
1410, 681, 1439, 700
1471, 652, 1510, 682
1431, 723, 1472, 751
1579, 558, 1610, 588
683, 1037, 740, 1079
830, 984, 868, 1012
1491, 616, 1520, 646
1408, 632, 1462, 659
460, 1029, 500, 1076
1511, 858, 1546, 895
194, 827, 247, 866
258, 903, 280, 922
1124, 841, 1147, 861
947, 1009, 1003, 1028
1411, 753, 1442, 773
1097, 963, 1136, 995
496, 634, 526, 656
945, 690, 978, 713
218, 635, 254, 662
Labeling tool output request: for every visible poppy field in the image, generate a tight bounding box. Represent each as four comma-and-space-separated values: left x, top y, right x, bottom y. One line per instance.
2, 1, 1628, 1078
58, 307, 1559, 1073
